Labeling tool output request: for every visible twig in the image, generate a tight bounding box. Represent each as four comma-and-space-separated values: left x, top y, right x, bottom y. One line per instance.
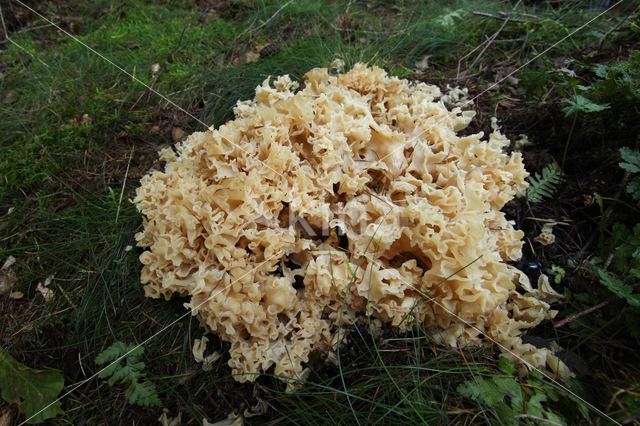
554, 282, 640, 328
554, 300, 611, 328
115, 148, 134, 223
472, 11, 525, 23
486, 38, 526, 43
514, 414, 565, 426
502, 11, 541, 20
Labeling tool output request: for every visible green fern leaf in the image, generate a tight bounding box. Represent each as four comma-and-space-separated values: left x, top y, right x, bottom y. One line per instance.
595, 267, 640, 307
110, 364, 146, 386
126, 381, 161, 407
95, 342, 127, 364
620, 148, 640, 207
527, 161, 561, 203
94, 342, 160, 408
620, 147, 640, 173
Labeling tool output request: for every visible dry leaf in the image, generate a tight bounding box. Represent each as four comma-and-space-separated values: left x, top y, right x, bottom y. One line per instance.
0, 409, 13, 426
245, 51, 260, 63
70, 113, 92, 126
152, 63, 161, 75
171, 127, 188, 143
4, 91, 18, 104
1, 256, 16, 271
9, 291, 24, 299
558, 67, 576, 77
158, 409, 182, 426
0, 256, 17, 296
243, 398, 267, 418
415, 55, 431, 70
203, 412, 243, 426
37, 284, 54, 302
506, 76, 520, 85
37, 276, 54, 302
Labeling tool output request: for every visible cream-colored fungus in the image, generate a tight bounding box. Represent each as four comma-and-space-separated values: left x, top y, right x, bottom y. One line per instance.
134, 64, 568, 383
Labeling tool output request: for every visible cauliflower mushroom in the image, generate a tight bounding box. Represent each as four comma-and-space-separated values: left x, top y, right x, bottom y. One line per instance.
134, 64, 568, 383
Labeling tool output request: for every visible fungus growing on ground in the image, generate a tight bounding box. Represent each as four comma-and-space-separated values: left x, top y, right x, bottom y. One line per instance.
134, 64, 569, 384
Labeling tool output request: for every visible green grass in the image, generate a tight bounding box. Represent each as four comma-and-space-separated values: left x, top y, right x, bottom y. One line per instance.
1, 0, 639, 424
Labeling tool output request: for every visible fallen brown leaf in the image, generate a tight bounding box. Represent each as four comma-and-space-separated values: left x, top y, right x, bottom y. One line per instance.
172, 127, 188, 143
4, 91, 19, 104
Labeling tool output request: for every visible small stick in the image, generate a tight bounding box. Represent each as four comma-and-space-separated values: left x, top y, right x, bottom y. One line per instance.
115, 148, 134, 223
472, 11, 525, 23
555, 282, 640, 328
554, 300, 610, 328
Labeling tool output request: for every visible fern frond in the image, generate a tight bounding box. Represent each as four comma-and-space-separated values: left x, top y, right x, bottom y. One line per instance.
95, 342, 161, 407
527, 161, 561, 203
95, 342, 128, 364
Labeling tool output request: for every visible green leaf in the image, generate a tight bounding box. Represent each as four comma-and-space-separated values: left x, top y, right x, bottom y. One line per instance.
95, 341, 127, 364
458, 377, 504, 406
595, 267, 640, 307
562, 94, 610, 116
620, 147, 640, 173
94, 342, 160, 408
126, 381, 161, 407
620, 163, 640, 173
97, 362, 119, 379
551, 265, 566, 284
111, 364, 145, 385
593, 63, 609, 78
494, 376, 523, 410
498, 357, 517, 375
627, 179, 640, 196
527, 161, 561, 203
0, 346, 65, 424
526, 392, 547, 417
